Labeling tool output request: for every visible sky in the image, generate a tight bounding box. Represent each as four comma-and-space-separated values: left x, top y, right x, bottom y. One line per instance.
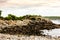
0, 0, 60, 17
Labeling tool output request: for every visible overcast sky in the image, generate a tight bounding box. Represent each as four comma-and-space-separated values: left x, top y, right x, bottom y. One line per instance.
0, 0, 60, 17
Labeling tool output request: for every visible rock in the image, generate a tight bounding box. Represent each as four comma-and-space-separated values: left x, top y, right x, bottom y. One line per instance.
0, 17, 60, 36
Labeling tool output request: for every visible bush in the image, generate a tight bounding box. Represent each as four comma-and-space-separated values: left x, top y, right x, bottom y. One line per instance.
5, 14, 18, 20
4, 14, 42, 20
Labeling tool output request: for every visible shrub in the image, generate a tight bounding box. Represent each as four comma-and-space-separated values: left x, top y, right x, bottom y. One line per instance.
5, 14, 18, 20
4, 14, 42, 20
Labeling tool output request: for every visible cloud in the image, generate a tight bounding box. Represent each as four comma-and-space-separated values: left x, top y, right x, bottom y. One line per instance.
0, 0, 60, 8
0, 0, 7, 3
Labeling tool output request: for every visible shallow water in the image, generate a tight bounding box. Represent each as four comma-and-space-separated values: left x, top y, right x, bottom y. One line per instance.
42, 20, 60, 37
42, 29, 60, 37
51, 20, 60, 24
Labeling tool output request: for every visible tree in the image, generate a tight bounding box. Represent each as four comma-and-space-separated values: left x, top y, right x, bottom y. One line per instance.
0, 10, 2, 17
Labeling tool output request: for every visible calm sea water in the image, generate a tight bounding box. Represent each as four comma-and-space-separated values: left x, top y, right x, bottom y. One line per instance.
42, 20, 60, 37
51, 20, 60, 24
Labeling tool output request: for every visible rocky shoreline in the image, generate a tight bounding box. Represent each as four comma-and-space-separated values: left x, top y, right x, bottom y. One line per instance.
0, 16, 60, 40
0, 19, 59, 35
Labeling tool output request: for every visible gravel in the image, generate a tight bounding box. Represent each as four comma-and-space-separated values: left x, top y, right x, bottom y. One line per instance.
0, 33, 60, 40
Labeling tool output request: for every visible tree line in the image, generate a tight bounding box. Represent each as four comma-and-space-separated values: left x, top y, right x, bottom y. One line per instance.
0, 11, 41, 20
